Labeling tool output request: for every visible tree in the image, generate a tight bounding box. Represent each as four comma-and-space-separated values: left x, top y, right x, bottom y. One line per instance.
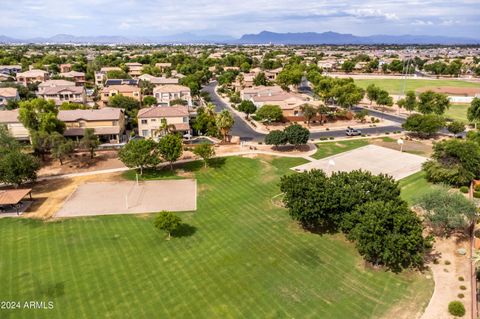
415, 186, 477, 236
143, 96, 157, 107
332, 83, 365, 109
253, 72, 268, 86
30, 130, 52, 160
238, 100, 257, 119
158, 134, 183, 170
154, 211, 182, 240
354, 109, 369, 123
366, 84, 379, 105
447, 121, 465, 136
300, 104, 317, 127
265, 130, 287, 149
417, 91, 450, 115
402, 114, 445, 138
341, 60, 355, 73
375, 90, 393, 109
256, 104, 283, 123
193, 143, 215, 167
59, 102, 87, 110
80, 128, 100, 159
448, 301, 466, 317
397, 91, 417, 113
284, 124, 309, 149
106, 69, 131, 79
18, 98, 65, 134
215, 110, 234, 141
0, 126, 19, 155
467, 97, 480, 128
0, 150, 40, 187
50, 133, 75, 165
109, 94, 140, 119
348, 200, 429, 272
192, 106, 217, 137
423, 139, 480, 186
118, 139, 160, 174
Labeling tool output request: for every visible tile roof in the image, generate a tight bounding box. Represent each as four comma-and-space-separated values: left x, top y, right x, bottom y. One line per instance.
58, 107, 122, 122
138, 106, 189, 118
0, 87, 18, 98
0, 109, 20, 123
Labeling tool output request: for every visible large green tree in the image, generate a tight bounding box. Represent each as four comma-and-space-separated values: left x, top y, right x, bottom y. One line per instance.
158, 134, 183, 170
119, 139, 160, 174
0, 150, 40, 187
238, 100, 257, 119
417, 91, 450, 115
265, 130, 287, 149
415, 186, 477, 235
423, 139, 480, 186
467, 97, 480, 127
256, 104, 283, 123
284, 124, 309, 148
80, 128, 100, 159
402, 114, 445, 138
18, 98, 65, 134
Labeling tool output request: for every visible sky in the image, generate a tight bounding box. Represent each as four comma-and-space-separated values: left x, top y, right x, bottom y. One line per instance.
1, 0, 479, 39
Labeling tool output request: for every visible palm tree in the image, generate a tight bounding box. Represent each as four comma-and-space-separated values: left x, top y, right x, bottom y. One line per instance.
215, 110, 234, 141
204, 103, 216, 118
156, 118, 176, 137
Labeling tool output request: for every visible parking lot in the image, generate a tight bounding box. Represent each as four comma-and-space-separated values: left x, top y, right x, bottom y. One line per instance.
292, 144, 427, 180
56, 179, 196, 217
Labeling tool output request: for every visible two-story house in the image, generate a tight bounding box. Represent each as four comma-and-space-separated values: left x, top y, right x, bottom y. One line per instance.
153, 85, 192, 107
100, 85, 141, 107
58, 108, 126, 143
60, 71, 86, 85
0, 65, 22, 75
137, 106, 190, 139
37, 80, 86, 105
94, 66, 122, 86
16, 69, 49, 85
125, 62, 143, 78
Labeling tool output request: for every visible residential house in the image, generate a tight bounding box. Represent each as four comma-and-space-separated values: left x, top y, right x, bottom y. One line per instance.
0, 88, 20, 107
137, 105, 190, 139
264, 67, 283, 81
16, 69, 49, 85
250, 92, 308, 118
153, 85, 192, 106
138, 74, 179, 86
94, 66, 122, 86
60, 71, 86, 84
60, 64, 72, 73
100, 85, 141, 107
104, 79, 139, 86
125, 62, 143, 78
0, 109, 29, 140
0, 65, 22, 75
58, 107, 126, 143
240, 85, 284, 100
37, 80, 86, 105
155, 63, 172, 72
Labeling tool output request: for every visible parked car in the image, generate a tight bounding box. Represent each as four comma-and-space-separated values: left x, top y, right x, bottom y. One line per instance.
346, 127, 362, 136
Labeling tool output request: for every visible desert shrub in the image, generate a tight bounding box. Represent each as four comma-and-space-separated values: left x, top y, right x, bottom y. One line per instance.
448, 301, 465, 317
459, 285, 467, 290
459, 186, 469, 193
458, 276, 464, 281
457, 293, 464, 299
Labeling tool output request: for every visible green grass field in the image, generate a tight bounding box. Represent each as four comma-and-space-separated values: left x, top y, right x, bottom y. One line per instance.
313, 139, 369, 159
355, 78, 480, 95
399, 171, 433, 205
0, 156, 432, 319
444, 103, 470, 123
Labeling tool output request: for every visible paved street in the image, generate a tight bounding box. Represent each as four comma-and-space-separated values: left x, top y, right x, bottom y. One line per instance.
202, 81, 405, 141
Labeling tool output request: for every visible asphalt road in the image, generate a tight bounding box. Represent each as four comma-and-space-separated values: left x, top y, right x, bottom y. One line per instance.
202, 81, 406, 142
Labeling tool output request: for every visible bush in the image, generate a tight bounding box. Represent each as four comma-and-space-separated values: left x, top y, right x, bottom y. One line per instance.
458, 276, 465, 281
445, 260, 451, 265
474, 191, 480, 199
329, 137, 334, 140
475, 184, 480, 191
448, 301, 465, 317
459, 186, 469, 194
319, 137, 328, 141
457, 293, 464, 299
459, 285, 467, 290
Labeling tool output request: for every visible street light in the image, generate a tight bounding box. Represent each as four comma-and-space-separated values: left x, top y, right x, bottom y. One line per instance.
327, 159, 336, 175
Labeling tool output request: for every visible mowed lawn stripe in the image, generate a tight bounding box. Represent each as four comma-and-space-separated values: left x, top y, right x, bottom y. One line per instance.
0, 156, 431, 318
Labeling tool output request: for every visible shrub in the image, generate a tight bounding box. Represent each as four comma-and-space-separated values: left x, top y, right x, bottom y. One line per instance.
329, 137, 334, 140
459, 186, 469, 194
474, 191, 480, 199
448, 301, 465, 317
475, 184, 480, 191
459, 285, 467, 290
457, 293, 464, 299
445, 260, 451, 265
458, 276, 465, 281
319, 137, 328, 141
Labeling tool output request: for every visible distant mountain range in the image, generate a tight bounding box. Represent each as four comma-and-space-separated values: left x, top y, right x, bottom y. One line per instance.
1, 31, 479, 45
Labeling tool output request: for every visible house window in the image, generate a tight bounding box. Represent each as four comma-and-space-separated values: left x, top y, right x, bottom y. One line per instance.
151, 119, 156, 122
141, 119, 148, 124
141, 130, 149, 137
183, 117, 188, 123
112, 121, 118, 126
